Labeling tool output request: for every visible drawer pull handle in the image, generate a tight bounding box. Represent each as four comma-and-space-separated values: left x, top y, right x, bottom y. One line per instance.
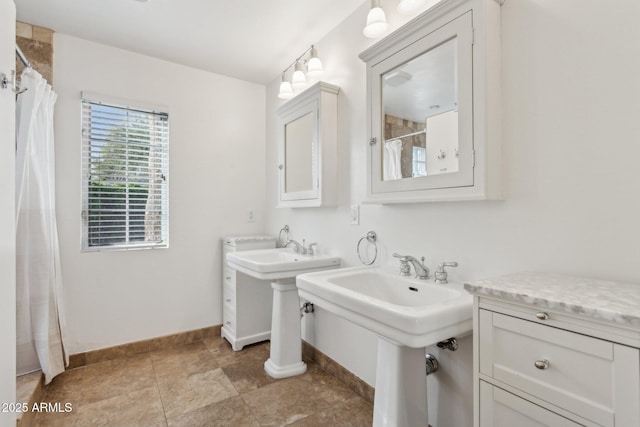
226, 276, 231, 280
534, 359, 550, 370
226, 299, 231, 303
536, 312, 549, 320
226, 321, 231, 326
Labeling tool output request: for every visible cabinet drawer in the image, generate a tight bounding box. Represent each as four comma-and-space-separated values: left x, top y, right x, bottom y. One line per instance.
222, 306, 236, 334
480, 381, 581, 427
480, 310, 617, 426
222, 287, 234, 312
223, 275, 236, 296
223, 267, 236, 286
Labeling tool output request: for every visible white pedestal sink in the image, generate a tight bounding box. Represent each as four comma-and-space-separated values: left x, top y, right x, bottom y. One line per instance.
226, 248, 340, 378
296, 266, 473, 427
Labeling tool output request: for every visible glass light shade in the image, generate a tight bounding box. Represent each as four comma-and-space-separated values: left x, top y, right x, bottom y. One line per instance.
291, 60, 307, 90
278, 81, 294, 99
363, 7, 388, 38
307, 57, 324, 77
397, 0, 440, 15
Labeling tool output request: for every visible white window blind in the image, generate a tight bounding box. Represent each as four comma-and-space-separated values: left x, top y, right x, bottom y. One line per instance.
81, 98, 169, 250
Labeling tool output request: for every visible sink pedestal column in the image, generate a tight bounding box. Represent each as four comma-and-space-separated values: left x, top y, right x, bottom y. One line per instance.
374, 338, 428, 427
264, 279, 307, 378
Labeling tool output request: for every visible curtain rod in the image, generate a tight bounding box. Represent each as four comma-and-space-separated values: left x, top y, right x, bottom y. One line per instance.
384, 129, 426, 143
16, 45, 31, 69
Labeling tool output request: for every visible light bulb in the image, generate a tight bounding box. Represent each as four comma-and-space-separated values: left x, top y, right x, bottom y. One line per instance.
307, 46, 324, 77
363, 4, 388, 38
291, 61, 307, 90
278, 81, 294, 99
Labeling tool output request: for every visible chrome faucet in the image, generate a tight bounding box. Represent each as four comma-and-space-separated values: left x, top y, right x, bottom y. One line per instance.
285, 239, 304, 254
392, 253, 430, 280
286, 239, 317, 255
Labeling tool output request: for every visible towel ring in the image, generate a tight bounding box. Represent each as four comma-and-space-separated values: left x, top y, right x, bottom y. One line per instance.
357, 230, 378, 265
278, 225, 290, 247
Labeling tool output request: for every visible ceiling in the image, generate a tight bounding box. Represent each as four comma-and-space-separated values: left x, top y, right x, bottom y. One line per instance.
384, 38, 456, 123
15, 0, 366, 84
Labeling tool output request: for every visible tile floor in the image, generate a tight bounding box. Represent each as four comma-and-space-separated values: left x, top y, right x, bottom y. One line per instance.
33, 337, 373, 426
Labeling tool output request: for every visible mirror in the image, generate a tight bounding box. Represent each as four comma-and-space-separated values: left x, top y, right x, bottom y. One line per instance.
359, 0, 505, 204
276, 81, 339, 207
382, 37, 459, 181
284, 112, 314, 193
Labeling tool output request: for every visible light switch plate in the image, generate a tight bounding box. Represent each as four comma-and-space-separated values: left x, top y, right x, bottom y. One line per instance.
350, 205, 360, 225
247, 209, 256, 222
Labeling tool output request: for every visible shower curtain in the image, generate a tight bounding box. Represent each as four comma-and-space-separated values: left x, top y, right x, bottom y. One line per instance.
15, 68, 67, 383
383, 139, 403, 181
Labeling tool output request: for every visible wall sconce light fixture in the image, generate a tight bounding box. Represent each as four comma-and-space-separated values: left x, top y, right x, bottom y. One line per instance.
277, 45, 324, 100
363, 0, 389, 38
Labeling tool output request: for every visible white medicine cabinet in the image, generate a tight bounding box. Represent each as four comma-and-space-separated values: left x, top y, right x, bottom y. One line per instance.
359, 0, 502, 203
277, 81, 339, 208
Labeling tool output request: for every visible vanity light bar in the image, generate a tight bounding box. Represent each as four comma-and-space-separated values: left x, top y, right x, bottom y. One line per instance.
277, 45, 324, 99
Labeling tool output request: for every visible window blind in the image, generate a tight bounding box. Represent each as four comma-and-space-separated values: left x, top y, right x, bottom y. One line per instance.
81, 99, 169, 250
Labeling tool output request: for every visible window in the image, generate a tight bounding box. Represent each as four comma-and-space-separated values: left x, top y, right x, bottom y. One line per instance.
81, 96, 169, 250
412, 146, 426, 177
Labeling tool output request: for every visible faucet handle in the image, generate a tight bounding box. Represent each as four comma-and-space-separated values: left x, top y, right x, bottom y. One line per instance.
434, 262, 458, 284
392, 253, 411, 276
307, 242, 317, 255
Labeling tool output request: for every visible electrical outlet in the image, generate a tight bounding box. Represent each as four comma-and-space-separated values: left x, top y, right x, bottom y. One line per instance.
350, 205, 360, 225
247, 209, 256, 222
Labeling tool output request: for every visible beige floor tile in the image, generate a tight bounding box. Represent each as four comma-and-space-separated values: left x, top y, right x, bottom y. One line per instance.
166, 395, 260, 427
70, 386, 166, 427
32, 412, 79, 427
222, 354, 282, 394
149, 342, 209, 362
78, 354, 156, 404
241, 372, 356, 426
41, 354, 155, 410
288, 395, 374, 427
17, 370, 42, 402
41, 367, 88, 407
34, 338, 373, 427
150, 342, 220, 378
157, 367, 238, 418
203, 337, 270, 368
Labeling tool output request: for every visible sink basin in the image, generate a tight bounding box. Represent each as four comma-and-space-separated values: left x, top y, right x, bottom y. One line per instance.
226, 248, 340, 280
296, 266, 472, 347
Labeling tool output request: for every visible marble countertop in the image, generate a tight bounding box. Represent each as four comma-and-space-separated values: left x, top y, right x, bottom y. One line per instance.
464, 272, 640, 328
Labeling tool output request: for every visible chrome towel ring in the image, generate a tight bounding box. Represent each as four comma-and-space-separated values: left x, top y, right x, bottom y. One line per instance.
278, 225, 290, 247
357, 230, 378, 265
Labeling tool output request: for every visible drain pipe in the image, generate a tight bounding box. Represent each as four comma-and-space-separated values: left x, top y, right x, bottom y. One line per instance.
300, 302, 314, 317
425, 339, 458, 377
425, 353, 439, 375
436, 337, 458, 351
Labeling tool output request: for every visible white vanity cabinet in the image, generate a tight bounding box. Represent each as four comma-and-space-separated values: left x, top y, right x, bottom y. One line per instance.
466, 273, 640, 427
221, 235, 275, 351
276, 81, 339, 208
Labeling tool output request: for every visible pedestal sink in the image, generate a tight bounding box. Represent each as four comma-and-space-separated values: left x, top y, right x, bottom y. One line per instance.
296, 266, 473, 427
226, 248, 340, 378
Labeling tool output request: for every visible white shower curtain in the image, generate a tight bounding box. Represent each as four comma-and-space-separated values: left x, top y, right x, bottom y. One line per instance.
15, 69, 67, 383
383, 139, 403, 181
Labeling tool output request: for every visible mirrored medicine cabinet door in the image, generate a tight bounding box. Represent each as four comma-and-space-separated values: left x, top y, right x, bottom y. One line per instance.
277, 81, 339, 208
280, 108, 318, 202
360, 0, 502, 203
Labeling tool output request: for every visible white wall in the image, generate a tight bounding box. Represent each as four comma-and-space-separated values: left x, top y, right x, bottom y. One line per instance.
54, 34, 267, 354
0, 1, 16, 425
265, 1, 640, 426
